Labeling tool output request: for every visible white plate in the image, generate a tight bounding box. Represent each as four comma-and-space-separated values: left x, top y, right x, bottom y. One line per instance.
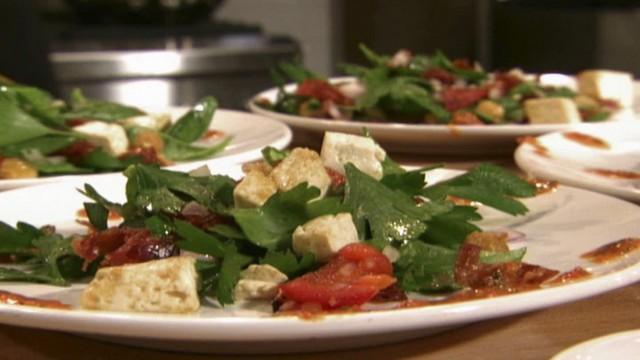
552, 329, 640, 360
514, 123, 640, 202
0, 109, 292, 191
248, 76, 637, 154
0, 167, 639, 354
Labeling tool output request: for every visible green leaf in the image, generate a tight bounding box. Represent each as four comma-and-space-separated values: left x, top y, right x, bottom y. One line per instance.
165, 96, 218, 143
261, 146, 289, 166
135, 188, 185, 214
31, 234, 78, 285
381, 165, 440, 196
0, 135, 78, 157
0, 97, 61, 146
395, 241, 459, 292
64, 89, 145, 122
344, 163, 430, 247
275, 60, 321, 83
0, 221, 40, 255
422, 164, 536, 216
83, 202, 108, 230
0, 267, 58, 283
305, 196, 350, 219
174, 220, 226, 257
80, 148, 126, 170
232, 183, 319, 250
162, 134, 231, 162
0, 85, 65, 128
261, 250, 316, 278
79, 184, 123, 214
216, 245, 252, 305
359, 44, 389, 66
144, 215, 175, 237
423, 206, 482, 249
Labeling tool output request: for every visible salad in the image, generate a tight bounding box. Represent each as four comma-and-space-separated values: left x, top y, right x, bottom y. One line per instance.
0, 77, 230, 180
256, 45, 628, 126
0, 131, 593, 315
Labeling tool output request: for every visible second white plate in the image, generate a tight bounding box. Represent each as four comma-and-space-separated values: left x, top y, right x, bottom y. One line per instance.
514, 123, 640, 202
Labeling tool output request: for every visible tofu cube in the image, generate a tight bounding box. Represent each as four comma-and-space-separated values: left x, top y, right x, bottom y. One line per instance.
234, 170, 278, 208
321, 132, 386, 180
524, 98, 581, 124
72, 121, 130, 156
270, 148, 331, 198
292, 213, 359, 262
240, 264, 288, 283
80, 257, 200, 314
121, 113, 171, 130
577, 70, 633, 107
234, 264, 288, 301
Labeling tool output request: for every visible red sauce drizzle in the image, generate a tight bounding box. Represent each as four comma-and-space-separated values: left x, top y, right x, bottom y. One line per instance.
518, 136, 549, 158
563, 132, 610, 149
581, 238, 640, 264
0, 290, 70, 309
585, 168, 640, 180
202, 130, 226, 140
546, 267, 592, 285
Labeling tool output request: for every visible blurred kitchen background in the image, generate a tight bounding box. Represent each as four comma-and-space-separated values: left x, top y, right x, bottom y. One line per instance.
1, 0, 639, 110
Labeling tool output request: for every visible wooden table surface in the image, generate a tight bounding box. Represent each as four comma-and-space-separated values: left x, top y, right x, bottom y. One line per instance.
0, 142, 639, 360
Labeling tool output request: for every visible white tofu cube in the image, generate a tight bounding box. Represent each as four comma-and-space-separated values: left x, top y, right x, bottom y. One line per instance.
577, 70, 633, 107
234, 170, 278, 208
234, 280, 280, 301
524, 98, 582, 124
80, 257, 200, 314
121, 113, 171, 130
321, 132, 386, 180
292, 213, 359, 262
240, 264, 288, 283
72, 121, 130, 156
270, 148, 331, 198
234, 264, 288, 301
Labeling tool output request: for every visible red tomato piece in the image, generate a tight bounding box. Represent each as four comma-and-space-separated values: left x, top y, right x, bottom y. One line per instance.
296, 79, 353, 106
423, 68, 456, 85
279, 243, 396, 310
55, 140, 97, 163
440, 87, 488, 111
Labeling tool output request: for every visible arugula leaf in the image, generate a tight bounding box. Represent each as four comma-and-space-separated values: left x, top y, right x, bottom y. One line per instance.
275, 60, 321, 84
344, 163, 430, 247
215, 245, 252, 305
165, 96, 218, 143
83, 202, 108, 231
261, 250, 316, 278
64, 88, 145, 122
0, 97, 61, 146
80, 148, 126, 171
422, 164, 536, 216
162, 134, 231, 162
174, 220, 226, 257
395, 241, 459, 292
80, 184, 123, 214
31, 234, 79, 285
144, 215, 175, 237
305, 196, 350, 219
0, 221, 40, 255
135, 188, 185, 214
232, 183, 319, 250
381, 165, 440, 196
359, 44, 389, 66
0, 85, 65, 128
0, 268, 58, 283
0, 135, 78, 157
430, 50, 487, 83
423, 206, 481, 249
262, 146, 289, 166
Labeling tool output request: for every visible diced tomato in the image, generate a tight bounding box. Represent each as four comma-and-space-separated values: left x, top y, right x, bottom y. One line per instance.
73, 227, 177, 268
65, 118, 92, 127
452, 58, 473, 70
423, 68, 456, 85
278, 243, 396, 310
55, 140, 97, 163
494, 72, 522, 93
296, 79, 353, 106
440, 87, 488, 111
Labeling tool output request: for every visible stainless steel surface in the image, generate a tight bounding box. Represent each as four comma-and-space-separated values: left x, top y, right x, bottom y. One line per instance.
50, 34, 298, 109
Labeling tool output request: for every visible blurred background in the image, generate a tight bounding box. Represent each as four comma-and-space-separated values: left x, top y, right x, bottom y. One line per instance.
2, 0, 639, 110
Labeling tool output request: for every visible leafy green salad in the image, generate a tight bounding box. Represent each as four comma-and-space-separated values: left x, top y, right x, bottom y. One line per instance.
0, 77, 230, 180
257, 45, 620, 126
0, 132, 564, 314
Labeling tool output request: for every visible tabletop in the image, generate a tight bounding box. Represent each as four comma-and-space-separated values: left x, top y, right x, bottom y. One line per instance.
0, 136, 638, 360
